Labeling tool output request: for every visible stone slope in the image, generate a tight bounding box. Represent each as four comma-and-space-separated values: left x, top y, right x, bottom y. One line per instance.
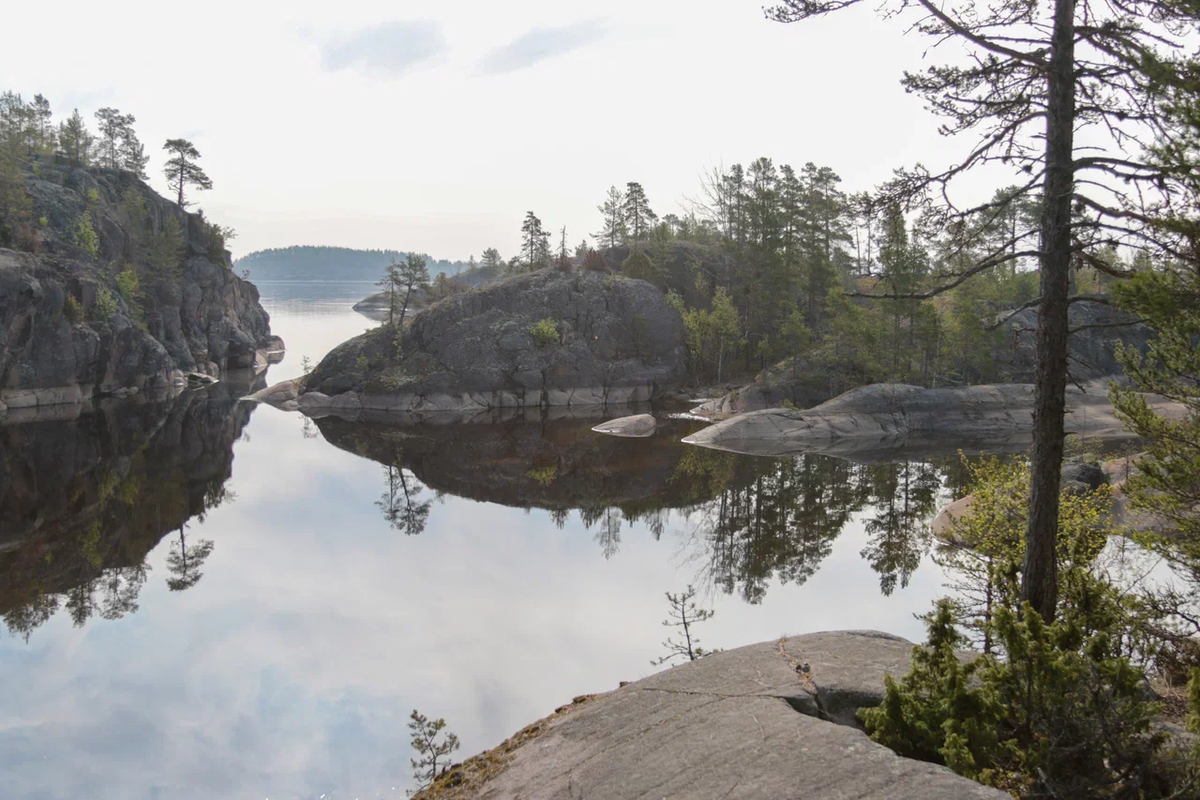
297, 270, 687, 416
416, 631, 1006, 800
0, 159, 280, 414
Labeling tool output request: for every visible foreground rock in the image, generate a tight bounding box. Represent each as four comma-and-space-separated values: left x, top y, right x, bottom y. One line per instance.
417, 630, 1004, 800
591, 413, 657, 438
285, 270, 686, 417
0, 158, 280, 412
685, 381, 1183, 459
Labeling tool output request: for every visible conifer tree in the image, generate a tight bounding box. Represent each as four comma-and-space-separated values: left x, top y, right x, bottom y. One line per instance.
94, 108, 135, 170
58, 109, 93, 165
520, 211, 549, 270
622, 182, 656, 249
593, 184, 626, 249
162, 138, 212, 208
480, 247, 502, 272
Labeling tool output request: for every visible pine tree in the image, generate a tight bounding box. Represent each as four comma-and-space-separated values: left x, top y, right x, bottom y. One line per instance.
520, 211, 549, 270
397, 253, 429, 326
30, 94, 54, 154
622, 182, 656, 249
593, 185, 626, 249
162, 139, 213, 208
480, 247, 502, 272
94, 108, 134, 170
58, 109, 93, 165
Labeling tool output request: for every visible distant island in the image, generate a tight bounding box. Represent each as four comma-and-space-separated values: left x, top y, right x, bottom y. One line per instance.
235, 245, 471, 282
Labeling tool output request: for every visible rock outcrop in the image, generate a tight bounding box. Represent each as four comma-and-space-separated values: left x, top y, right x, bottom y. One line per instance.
291, 270, 687, 417
694, 300, 1152, 420
415, 630, 1006, 800
591, 413, 657, 438
0, 158, 280, 414
684, 381, 1184, 459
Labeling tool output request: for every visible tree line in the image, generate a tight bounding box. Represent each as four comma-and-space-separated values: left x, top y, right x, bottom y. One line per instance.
0, 90, 215, 250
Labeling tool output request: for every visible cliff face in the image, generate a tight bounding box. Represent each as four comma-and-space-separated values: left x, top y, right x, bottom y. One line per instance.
0, 159, 279, 413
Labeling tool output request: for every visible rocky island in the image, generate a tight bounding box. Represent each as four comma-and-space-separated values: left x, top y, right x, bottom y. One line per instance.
261, 269, 687, 419
0, 157, 280, 416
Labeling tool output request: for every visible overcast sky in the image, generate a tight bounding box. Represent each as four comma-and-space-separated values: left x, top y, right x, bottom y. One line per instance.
3, 0, 986, 261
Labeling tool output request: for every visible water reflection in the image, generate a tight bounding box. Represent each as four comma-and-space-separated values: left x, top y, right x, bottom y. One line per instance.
310, 413, 953, 604
0, 383, 254, 639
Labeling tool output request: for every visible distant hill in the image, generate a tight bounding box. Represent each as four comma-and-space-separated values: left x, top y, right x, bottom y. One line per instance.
234, 245, 472, 282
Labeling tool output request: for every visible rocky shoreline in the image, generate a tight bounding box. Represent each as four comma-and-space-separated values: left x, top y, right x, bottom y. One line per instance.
683, 381, 1182, 460
413, 631, 1006, 800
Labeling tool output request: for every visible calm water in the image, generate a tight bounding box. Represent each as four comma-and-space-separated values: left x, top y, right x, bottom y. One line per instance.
2, 282, 972, 800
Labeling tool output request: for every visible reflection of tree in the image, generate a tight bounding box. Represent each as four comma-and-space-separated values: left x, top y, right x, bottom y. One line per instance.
692, 455, 869, 603
859, 462, 941, 595
596, 508, 622, 560
165, 526, 215, 591
1, 386, 252, 639
376, 465, 432, 536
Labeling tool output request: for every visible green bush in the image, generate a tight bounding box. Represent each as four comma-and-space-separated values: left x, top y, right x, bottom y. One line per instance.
74, 215, 98, 256
530, 318, 559, 347
860, 589, 1175, 797
620, 248, 656, 281
116, 266, 142, 326
92, 287, 119, 324
63, 294, 82, 324
355, 354, 369, 372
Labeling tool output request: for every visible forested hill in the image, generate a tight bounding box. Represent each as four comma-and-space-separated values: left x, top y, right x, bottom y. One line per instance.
235, 245, 470, 281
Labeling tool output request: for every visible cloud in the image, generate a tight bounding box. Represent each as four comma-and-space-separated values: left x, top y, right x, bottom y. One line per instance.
478, 20, 611, 75
320, 20, 446, 77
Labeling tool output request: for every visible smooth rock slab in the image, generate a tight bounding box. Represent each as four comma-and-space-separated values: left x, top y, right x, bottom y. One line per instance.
446, 632, 1005, 800
591, 413, 657, 438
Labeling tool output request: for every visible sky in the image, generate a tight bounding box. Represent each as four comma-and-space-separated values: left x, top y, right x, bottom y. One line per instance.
1, 0, 986, 261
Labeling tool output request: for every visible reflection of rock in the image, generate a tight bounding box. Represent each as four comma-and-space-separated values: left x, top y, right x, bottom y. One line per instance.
592, 413, 656, 438
422, 631, 1006, 800
293, 270, 688, 416
313, 412, 751, 515
685, 382, 1183, 460
0, 383, 256, 638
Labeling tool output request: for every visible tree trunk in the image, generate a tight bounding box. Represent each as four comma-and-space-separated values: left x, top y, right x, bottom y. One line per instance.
1022, 0, 1075, 623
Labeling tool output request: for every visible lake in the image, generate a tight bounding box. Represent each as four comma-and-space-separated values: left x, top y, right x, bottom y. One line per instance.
1, 281, 972, 800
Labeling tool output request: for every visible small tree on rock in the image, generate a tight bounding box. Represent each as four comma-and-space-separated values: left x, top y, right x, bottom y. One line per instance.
652, 585, 715, 665
407, 709, 460, 794
162, 138, 213, 208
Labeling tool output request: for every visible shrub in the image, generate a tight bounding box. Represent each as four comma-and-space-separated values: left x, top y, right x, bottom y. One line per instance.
621, 248, 656, 281
860, 588, 1176, 798
583, 249, 608, 272
116, 266, 142, 326
74, 215, 98, 256
92, 287, 119, 324
355, 354, 369, 372
528, 466, 557, 486
63, 294, 82, 324
531, 318, 559, 347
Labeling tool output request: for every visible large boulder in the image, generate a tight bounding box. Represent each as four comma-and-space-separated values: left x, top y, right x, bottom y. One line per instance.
417, 630, 1006, 800
300, 270, 687, 415
0, 160, 279, 410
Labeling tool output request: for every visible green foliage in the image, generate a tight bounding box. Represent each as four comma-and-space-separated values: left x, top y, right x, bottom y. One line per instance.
408, 709, 460, 794
355, 354, 369, 372
677, 286, 741, 383
91, 286, 118, 324
62, 294, 82, 324
620, 248, 656, 281
196, 210, 235, 263
116, 266, 143, 325
530, 318, 559, 347
528, 466, 558, 487
872, 455, 1198, 796
860, 588, 1176, 798
73, 214, 98, 256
